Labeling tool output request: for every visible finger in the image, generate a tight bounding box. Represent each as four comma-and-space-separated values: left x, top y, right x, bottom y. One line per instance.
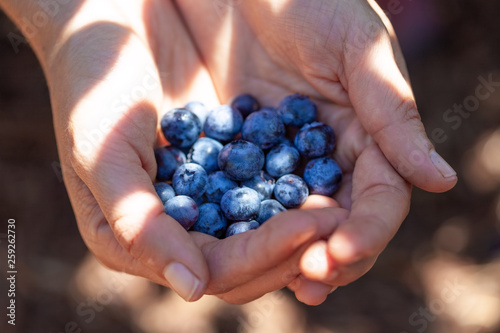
207, 208, 345, 304
325, 256, 378, 287
288, 275, 336, 306
344, 19, 457, 193
327, 144, 411, 268
300, 240, 336, 280
79, 126, 210, 302
300, 194, 340, 210
199, 208, 347, 298
63, 167, 176, 288
299, 233, 378, 286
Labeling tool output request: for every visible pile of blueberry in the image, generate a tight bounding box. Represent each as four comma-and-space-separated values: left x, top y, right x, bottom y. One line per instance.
153, 94, 342, 238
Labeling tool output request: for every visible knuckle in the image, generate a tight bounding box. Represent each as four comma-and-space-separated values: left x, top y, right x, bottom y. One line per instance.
119, 225, 149, 262
395, 97, 421, 124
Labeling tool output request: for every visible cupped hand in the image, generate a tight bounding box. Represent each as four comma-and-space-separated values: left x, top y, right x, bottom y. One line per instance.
176, 0, 457, 304
37, 0, 347, 304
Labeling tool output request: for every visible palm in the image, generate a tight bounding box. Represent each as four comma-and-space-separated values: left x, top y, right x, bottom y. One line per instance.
177, 0, 413, 287
176, 0, 383, 202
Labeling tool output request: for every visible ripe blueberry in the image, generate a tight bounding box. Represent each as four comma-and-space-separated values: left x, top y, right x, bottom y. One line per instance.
225, 221, 260, 237
154, 146, 186, 181
153, 182, 176, 204
172, 163, 208, 199
278, 93, 317, 127
204, 105, 243, 142
188, 137, 223, 174
192, 203, 228, 238
164, 195, 199, 230
265, 143, 300, 178
221, 187, 261, 221
274, 174, 309, 208
218, 140, 265, 181
241, 109, 285, 149
230, 94, 260, 118
304, 157, 342, 196
161, 108, 202, 149
294, 121, 336, 159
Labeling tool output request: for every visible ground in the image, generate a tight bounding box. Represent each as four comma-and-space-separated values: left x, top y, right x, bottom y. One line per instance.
1, 1, 500, 332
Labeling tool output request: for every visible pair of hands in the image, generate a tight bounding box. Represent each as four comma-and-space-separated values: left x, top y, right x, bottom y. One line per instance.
8, 0, 456, 305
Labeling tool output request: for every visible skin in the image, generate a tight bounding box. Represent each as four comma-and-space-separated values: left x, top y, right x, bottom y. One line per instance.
0, 0, 456, 305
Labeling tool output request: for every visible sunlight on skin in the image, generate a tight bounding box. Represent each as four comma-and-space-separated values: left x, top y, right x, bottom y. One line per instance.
165, 67, 221, 111
265, 0, 291, 14
300, 240, 335, 280
107, 190, 163, 245
68, 33, 162, 164
206, 7, 235, 101
300, 194, 341, 209
47, 1, 143, 65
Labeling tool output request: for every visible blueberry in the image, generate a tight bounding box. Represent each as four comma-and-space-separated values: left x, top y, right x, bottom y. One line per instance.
225, 221, 260, 237
275, 137, 294, 147
204, 105, 243, 142
218, 140, 265, 181
241, 109, 285, 149
192, 203, 228, 238
154, 146, 186, 181
294, 122, 336, 159
172, 163, 208, 199
259, 107, 278, 113
153, 182, 176, 204
278, 93, 317, 127
161, 108, 202, 149
304, 157, 342, 196
188, 137, 224, 174
274, 174, 309, 208
230, 94, 260, 118
193, 195, 205, 207
184, 101, 209, 127
257, 199, 286, 224
241, 171, 276, 201
265, 143, 300, 178
221, 187, 261, 221
205, 171, 239, 203
164, 195, 199, 230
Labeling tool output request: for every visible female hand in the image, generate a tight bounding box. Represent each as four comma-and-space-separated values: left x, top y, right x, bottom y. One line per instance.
175, 0, 457, 304
5, 0, 347, 304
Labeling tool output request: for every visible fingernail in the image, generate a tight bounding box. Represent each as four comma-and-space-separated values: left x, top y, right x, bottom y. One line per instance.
163, 262, 203, 302
430, 149, 456, 178
329, 286, 338, 294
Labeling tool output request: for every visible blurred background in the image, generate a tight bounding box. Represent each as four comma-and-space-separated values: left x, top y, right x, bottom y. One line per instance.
1, 0, 500, 332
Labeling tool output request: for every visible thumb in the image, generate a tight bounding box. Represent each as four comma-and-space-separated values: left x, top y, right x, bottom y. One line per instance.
345, 30, 457, 193
73, 108, 210, 301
